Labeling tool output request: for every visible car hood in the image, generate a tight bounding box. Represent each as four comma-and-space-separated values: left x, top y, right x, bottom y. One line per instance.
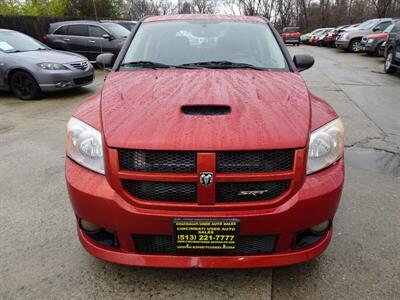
101, 70, 311, 151
343, 26, 362, 32
9, 49, 86, 63
347, 28, 372, 37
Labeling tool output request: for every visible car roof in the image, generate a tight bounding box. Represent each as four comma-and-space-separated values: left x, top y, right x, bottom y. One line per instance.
48, 20, 119, 33
50, 20, 101, 26
100, 20, 137, 23
143, 14, 267, 24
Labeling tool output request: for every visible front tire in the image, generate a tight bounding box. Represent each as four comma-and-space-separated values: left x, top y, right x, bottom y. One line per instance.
349, 39, 362, 53
10, 71, 42, 100
384, 49, 397, 74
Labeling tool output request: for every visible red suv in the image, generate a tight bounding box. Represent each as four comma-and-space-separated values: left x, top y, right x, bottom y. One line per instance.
281, 27, 301, 45
65, 15, 345, 268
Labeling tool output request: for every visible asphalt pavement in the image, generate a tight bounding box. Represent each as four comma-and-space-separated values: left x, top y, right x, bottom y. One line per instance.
0, 46, 399, 299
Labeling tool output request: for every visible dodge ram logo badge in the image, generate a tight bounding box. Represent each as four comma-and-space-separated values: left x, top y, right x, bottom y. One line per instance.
199, 172, 213, 187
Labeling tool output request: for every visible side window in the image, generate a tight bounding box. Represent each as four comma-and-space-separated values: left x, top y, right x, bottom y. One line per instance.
393, 24, 400, 33
68, 24, 89, 37
54, 26, 67, 35
378, 22, 391, 32
88, 26, 107, 38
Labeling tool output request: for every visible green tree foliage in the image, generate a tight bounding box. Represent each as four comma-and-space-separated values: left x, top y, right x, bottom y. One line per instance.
22, 0, 67, 16
0, 0, 124, 17
0, 0, 21, 15
64, 0, 124, 18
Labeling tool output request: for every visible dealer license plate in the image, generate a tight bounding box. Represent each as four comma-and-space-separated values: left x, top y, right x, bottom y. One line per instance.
173, 219, 240, 253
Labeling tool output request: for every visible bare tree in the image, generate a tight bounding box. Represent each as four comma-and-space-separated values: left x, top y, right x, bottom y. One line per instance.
191, 0, 216, 13
179, 1, 193, 13
127, 0, 176, 19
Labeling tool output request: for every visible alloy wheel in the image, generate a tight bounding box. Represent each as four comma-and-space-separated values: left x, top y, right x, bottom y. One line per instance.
10, 71, 41, 100
352, 41, 362, 53
385, 53, 393, 70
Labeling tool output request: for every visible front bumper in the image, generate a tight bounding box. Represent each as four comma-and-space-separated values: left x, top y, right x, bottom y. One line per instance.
365, 40, 382, 53
283, 37, 300, 44
37, 66, 94, 92
66, 158, 344, 268
335, 40, 350, 49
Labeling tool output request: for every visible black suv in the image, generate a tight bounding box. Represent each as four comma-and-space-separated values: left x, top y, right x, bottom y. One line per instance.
384, 20, 400, 74
44, 21, 130, 62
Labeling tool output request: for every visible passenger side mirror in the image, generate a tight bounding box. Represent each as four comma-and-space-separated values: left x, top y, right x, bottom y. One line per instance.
102, 34, 114, 40
293, 54, 314, 72
96, 53, 115, 70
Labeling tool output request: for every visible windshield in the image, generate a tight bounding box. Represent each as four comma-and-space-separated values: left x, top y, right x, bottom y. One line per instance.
0, 31, 47, 53
121, 20, 287, 70
102, 23, 130, 38
310, 29, 322, 35
384, 24, 394, 33
359, 19, 378, 30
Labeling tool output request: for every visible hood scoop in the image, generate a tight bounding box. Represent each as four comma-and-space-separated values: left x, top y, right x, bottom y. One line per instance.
181, 105, 231, 116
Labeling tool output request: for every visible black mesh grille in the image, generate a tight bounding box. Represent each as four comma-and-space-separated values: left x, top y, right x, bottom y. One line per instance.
73, 75, 94, 85
217, 150, 294, 173
216, 181, 290, 202
133, 235, 276, 255
119, 150, 196, 173
122, 180, 196, 202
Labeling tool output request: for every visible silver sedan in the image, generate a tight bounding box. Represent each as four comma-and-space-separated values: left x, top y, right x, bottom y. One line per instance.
0, 29, 94, 100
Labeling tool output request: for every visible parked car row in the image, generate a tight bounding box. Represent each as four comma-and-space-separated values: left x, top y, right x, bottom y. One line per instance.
301, 18, 400, 75
0, 20, 136, 100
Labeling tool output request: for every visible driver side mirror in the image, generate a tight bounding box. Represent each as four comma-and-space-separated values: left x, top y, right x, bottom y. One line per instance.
293, 54, 314, 72
372, 27, 380, 32
96, 53, 115, 70
102, 34, 114, 40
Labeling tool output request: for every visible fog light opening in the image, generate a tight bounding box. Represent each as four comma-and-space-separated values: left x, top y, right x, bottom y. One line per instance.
78, 218, 101, 234
293, 220, 332, 249
56, 81, 73, 88
310, 220, 331, 236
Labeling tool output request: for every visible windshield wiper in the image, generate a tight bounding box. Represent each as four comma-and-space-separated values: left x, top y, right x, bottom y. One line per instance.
179, 61, 268, 70
120, 60, 204, 70
120, 61, 172, 69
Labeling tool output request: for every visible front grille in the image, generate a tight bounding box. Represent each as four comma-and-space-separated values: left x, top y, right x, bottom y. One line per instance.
119, 149, 294, 173
216, 181, 290, 202
133, 234, 276, 255
71, 61, 89, 70
73, 75, 93, 85
118, 149, 296, 204
217, 150, 294, 173
119, 150, 196, 173
122, 180, 196, 202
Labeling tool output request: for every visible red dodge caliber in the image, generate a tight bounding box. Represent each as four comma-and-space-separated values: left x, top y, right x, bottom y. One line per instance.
65, 15, 345, 268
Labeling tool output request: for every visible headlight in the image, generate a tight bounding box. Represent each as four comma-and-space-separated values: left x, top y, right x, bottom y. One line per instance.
307, 118, 344, 175
66, 117, 105, 174
367, 38, 375, 43
38, 63, 68, 70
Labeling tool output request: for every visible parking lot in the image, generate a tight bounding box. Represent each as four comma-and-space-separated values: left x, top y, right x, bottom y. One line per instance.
1, 45, 399, 299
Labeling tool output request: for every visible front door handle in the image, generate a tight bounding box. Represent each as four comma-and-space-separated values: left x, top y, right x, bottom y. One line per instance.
63, 38, 70, 41
88, 40, 96, 43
